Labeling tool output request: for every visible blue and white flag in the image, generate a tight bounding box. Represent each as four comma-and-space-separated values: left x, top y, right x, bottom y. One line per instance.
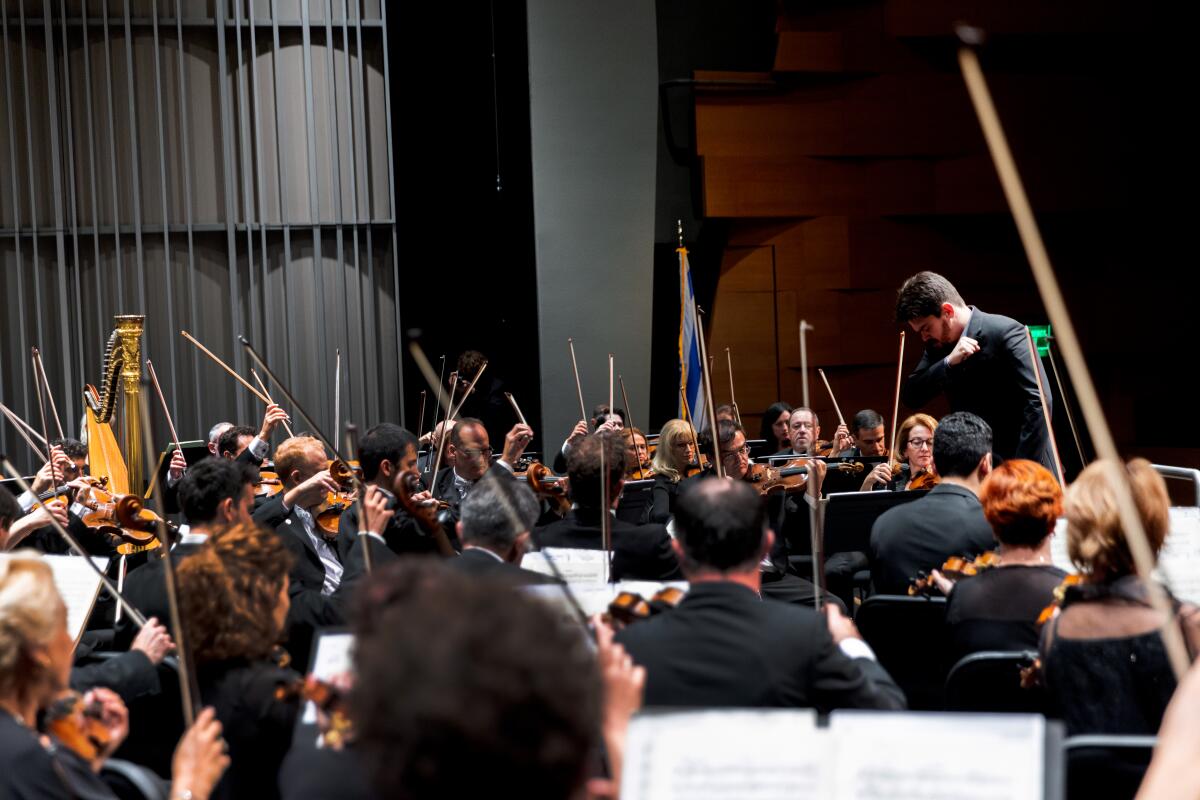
678, 247, 706, 428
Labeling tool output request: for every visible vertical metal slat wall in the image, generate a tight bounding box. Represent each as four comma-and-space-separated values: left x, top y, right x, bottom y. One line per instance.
0, 0, 402, 477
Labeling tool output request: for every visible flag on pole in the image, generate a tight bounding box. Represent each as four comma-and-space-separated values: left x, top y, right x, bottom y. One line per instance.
678, 246, 706, 428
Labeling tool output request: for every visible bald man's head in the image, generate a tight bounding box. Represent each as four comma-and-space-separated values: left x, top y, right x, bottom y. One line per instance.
674, 479, 768, 573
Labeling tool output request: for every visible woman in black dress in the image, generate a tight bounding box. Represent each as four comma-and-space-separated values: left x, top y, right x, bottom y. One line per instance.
643, 419, 698, 524
178, 522, 300, 800
0, 551, 226, 799
941, 459, 1067, 661
1040, 458, 1200, 735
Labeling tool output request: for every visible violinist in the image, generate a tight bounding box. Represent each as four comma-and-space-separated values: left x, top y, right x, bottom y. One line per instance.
896, 271, 1056, 472
714, 404, 736, 424
1040, 458, 1200, 736
622, 427, 652, 480
615, 479, 905, 711
861, 413, 938, 492
0, 552, 228, 800
450, 349, 510, 446
836, 409, 888, 458
758, 402, 792, 454
939, 459, 1067, 662
774, 407, 844, 457
1, 476, 69, 551
417, 418, 456, 484
252, 436, 350, 668
16, 439, 117, 557
869, 412, 996, 595
552, 404, 625, 473
535, 434, 680, 581
116, 459, 257, 651
177, 522, 299, 799
643, 419, 697, 524
450, 479, 557, 585
430, 417, 531, 526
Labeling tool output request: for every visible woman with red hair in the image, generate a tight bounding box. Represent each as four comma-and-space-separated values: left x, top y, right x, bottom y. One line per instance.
943, 458, 1068, 660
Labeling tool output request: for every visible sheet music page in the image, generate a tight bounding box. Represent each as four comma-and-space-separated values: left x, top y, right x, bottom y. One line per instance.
828, 712, 1044, 800
1049, 517, 1072, 573
44, 555, 108, 644
1155, 507, 1200, 605
521, 548, 610, 584
621, 710, 829, 800
301, 632, 354, 724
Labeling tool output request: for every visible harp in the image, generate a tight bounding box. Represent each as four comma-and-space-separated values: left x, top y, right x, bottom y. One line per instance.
82, 315, 145, 494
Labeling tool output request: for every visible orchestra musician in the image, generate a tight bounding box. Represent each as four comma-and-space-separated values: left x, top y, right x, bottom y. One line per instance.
615, 479, 905, 710
450, 479, 558, 585
430, 417, 532, 530
644, 418, 697, 524
834, 409, 888, 458
896, 271, 1056, 472
552, 404, 625, 473
0, 552, 228, 800
758, 402, 792, 453
861, 413, 938, 492
622, 426, 651, 479
869, 412, 997, 595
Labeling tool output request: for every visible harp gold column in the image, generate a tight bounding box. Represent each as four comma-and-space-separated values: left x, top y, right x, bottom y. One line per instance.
115, 316, 146, 492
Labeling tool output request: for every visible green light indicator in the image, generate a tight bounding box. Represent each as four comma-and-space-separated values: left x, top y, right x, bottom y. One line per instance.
1028, 325, 1052, 358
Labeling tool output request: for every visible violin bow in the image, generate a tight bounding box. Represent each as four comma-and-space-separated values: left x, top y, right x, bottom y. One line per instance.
134, 386, 200, 726
333, 348, 341, 445
344, 421, 372, 575
1023, 328, 1065, 483
1045, 335, 1089, 468
32, 348, 65, 440
817, 368, 846, 430
249, 368, 295, 438
679, 386, 702, 472
31, 348, 62, 504
798, 321, 825, 608
607, 354, 615, 419
618, 376, 641, 479
957, 24, 1188, 678
431, 355, 447, 440
504, 392, 528, 427
600, 437, 613, 584
0, 401, 48, 462
725, 347, 742, 426
888, 332, 905, 469
181, 330, 271, 405
146, 360, 183, 454
428, 372, 458, 483
415, 390, 428, 444
567, 338, 589, 429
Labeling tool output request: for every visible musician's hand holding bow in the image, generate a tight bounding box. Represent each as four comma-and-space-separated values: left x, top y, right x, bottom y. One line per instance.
832, 423, 853, 455
860, 462, 893, 491
168, 449, 188, 483
258, 402, 290, 440
501, 423, 535, 467
30, 446, 70, 494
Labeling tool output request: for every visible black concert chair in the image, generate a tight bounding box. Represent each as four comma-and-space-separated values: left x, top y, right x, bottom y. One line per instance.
854, 594, 950, 710
944, 650, 1046, 713
101, 759, 170, 800
1064, 735, 1156, 800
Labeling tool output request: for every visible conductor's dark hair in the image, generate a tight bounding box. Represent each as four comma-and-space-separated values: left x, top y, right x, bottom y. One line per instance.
360, 423, 417, 481
216, 425, 256, 459
932, 412, 993, 479
177, 458, 256, 524
350, 561, 600, 800
895, 271, 965, 323
565, 434, 625, 509
852, 409, 884, 433
674, 479, 767, 572
758, 402, 793, 443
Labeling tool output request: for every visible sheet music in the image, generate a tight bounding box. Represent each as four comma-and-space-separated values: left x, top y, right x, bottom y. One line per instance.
828, 712, 1044, 800
621, 710, 829, 800
44, 555, 108, 644
301, 632, 354, 724
521, 547, 610, 584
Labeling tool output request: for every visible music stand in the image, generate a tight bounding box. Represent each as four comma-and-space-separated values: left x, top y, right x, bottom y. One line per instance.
822, 489, 929, 556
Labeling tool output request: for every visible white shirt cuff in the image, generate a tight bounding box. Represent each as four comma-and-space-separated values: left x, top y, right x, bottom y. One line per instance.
362, 531, 386, 545
494, 459, 515, 474
838, 637, 877, 662
248, 437, 269, 459
17, 491, 35, 514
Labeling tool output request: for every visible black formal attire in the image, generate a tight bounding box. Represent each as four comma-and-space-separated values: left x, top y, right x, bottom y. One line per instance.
279, 744, 377, 800
869, 483, 996, 596
0, 714, 118, 799
451, 546, 560, 585
615, 582, 906, 709
901, 306, 1055, 471
113, 539, 207, 651
200, 658, 300, 800
643, 473, 680, 524
430, 462, 515, 538
70, 644, 160, 706
534, 508, 681, 581
335, 489, 437, 610
254, 495, 350, 668
944, 564, 1066, 661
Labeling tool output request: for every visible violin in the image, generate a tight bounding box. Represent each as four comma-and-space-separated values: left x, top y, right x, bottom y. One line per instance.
314, 460, 361, 536
396, 470, 458, 557
891, 462, 940, 490
908, 550, 999, 596
680, 454, 711, 479
1021, 574, 1085, 689
113, 494, 180, 545
606, 586, 686, 627
744, 458, 810, 496
43, 691, 111, 763
275, 675, 353, 749
255, 469, 284, 498
524, 461, 571, 517
626, 461, 656, 481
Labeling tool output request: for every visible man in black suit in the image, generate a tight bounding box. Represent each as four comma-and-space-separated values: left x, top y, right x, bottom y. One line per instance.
535, 433, 681, 581
615, 479, 905, 710
897, 271, 1055, 474
430, 415, 532, 530
869, 412, 997, 595
252, 435, 352, 665
451, 477, 557, 585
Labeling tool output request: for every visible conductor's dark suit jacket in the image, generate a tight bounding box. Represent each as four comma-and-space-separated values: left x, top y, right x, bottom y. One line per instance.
901, 306, 1055, 472
869, 483, 996, 596
615, 582, 906, 710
